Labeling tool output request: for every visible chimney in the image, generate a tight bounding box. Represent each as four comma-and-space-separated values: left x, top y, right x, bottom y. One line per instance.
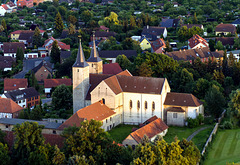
147, 25, 149, 29
183, 49, 185, 51
179, 49, 182, 52
216, 49, 218, 51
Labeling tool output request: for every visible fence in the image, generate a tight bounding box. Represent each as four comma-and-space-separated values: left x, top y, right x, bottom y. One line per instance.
201, 109, 226, 156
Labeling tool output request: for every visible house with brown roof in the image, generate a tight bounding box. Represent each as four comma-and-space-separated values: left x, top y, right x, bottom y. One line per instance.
3, 42, 26, 58
43, 37, 70, 54
151, 38, 166, 54
141, 26, 167, 40
122, 117, 168, 146
32, 61, 53, 83
0, 56, 15, 71
166, 47, 224, 64
164, 93, 204, 126
98, 50, 137, 63
0, 97, 23, 118
188, 34, 209, 49
93, 31, 116, 41
215, 37, 235, 48
4, 78, 28, 93
44, 79, 72, 97
215, 24, 236, 36
19, 31, 34, 47
58, 101, 118, 131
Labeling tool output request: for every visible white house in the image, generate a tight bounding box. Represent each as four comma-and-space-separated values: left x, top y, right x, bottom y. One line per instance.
0, 98, 23, 119
0, 4, 8, 16
25, 52, 38, 58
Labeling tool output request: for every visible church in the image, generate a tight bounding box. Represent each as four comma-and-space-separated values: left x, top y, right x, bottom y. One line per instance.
70, 34, 204, 131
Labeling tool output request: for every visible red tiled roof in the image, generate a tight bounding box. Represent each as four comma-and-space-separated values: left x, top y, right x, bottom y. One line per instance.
167, 107, 185, 113
99, 25, 109, 31
11, 30, 24, 34
151, 38, 166, 53
188, 34, 208, 49
4, 78, 28, 91
215, 37, 235, 46
164, 92, 203, 107
0, 98, 23, 113
44, 79, 72, 88
129, 118, 168, 143
58, 101, 115, 130
3, 42, 25, 53
143, 115, 158, 125
1, 4, 9, 10
43, 134, 64, 148
48, 40, 70, 50
215, 24, 236, 34
103, 63, 123, 75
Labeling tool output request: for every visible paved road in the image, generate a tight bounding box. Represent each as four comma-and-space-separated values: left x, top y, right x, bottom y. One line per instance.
41, 98, 52, 105
187, 126, 211, 141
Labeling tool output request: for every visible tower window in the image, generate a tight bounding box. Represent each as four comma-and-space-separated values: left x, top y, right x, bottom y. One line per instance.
102, 98, 105, 104
78, 69, 79, 72
152, 102, 155, 110
92, 64, 93, 67
145, 101, 147, 109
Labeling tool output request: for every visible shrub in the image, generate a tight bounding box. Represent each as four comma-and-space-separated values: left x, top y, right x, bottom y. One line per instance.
187, 117, 199, 128
222, 121, 233, 129
197, 114, 204, 125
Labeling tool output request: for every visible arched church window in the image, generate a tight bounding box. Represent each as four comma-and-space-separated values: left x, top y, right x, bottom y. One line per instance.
102, 98, 105, 104
152, 102, 155, 110
129, 100, 132, 109
137, 100, 140, 109
145, 101, 147, 109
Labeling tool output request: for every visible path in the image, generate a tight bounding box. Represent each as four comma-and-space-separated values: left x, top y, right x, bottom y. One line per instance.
187, 126, 210, 141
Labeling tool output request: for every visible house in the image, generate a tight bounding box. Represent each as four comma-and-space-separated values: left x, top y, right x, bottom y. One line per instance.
58, 101, 118, 131
215, 24, 236, 36
18, 31, 34, 47
4, 78, 28, 92
166, 47, 224, 64
1, 87, 40, 108
151, 38, 166, 54
0, 4, 8, 16
141, 26, 167, 40
17, 0, 34, 8
60, 51, 71, 63
93, 31, 116, 41
160, 19, 179, 28
10, 30, 23, 40
139, 36, 152, 50
232, 19, 240, 27
181, 24, 204, 30
3, 42, 25, 58
43, 37, 70, 53
32, 61, 53, 83
102, 63, 123, 75
122, 117, 168, 146
98, 50, 137, 63
25, 52, 39, 58
44, 79, 72, 97
173, 2, 179, 7
0, 56, 15, 72
99, 25, 109, 32
215, 37, 235, 48
164, 93, 204, 126
0, 98, 23, 118
188, 34, 209, 49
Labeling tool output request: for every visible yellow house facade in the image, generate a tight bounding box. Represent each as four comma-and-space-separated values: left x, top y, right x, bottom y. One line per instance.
139, 37, 151, 50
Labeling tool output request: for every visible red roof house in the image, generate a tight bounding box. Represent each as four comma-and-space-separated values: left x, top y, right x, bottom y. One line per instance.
4, 78, 28, 92
151, 38, 166, 54
103, 63, 123, 75
44, 79, 72, 96
188, 34, 209, 49
0, 97, 23, 118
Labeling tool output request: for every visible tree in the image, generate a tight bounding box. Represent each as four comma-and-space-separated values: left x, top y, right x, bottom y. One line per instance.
104, 12, 119, 26
228, 89, 240, 115
0, 142, 10, 165
30, 106, 43, 120
52, 84, 72, 110
165, 40, 172, 52
1, 19, 7, 32
215, 41, 224, 50
129, 16, 136, 30
177, 26, 189, 42
208, 39, 215, 51
62, 120, 109, 163
67, 15, 77, 25
68, 23, 76, 35
16, 47, 24, 63
80, 10, 93, 24
194, 78, 210, 99
55, 12, 64, 36
205, 86, 225, 118
137, 62, 153, 77
52, 145, 66, 165
12, 122, 45, 164
116, 54, 131, 70
193, 12, 198, 24
50, 40, 60, 64
33, 27, 42, 47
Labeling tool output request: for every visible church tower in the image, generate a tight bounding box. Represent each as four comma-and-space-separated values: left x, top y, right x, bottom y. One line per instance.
87, 32, 103, 74
72, 37, 89, 114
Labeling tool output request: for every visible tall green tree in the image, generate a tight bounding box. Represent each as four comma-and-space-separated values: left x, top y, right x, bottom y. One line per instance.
52, 84, 72, 110
55, 12, 64, 36
215, 41, 224, 50
33, 27, 42, 47
12, 122, 45, 165
228, 89, 240, 115
193, 12, 198, 24
0, 142, 10, 165
116, 54, 131, 70
50, 40, 60, 64
16, 47, 24, 63
1, 19, 7, 32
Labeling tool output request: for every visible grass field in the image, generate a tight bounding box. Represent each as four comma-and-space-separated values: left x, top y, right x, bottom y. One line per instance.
164, 125, 211, 143
108, 124, 137, 143
204, 129, 240, 165
192, 126, 213, 151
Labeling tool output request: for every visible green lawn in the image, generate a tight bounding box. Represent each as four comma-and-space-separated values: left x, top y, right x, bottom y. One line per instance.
192, 126, 213, 151
164, 125, 211, 143
204, 129, 240, 165
108, 124, 138, 143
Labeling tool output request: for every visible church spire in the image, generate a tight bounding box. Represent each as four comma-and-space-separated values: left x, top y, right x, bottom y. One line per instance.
87, 31, 102, 62
73, 35, 89, 67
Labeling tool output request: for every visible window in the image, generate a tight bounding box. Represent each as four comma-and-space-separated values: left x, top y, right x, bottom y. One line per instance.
19, 100, 21, 103
110, 117, 112, 121
35, 101, 39, 104
129, 100, 132, 109
23, 100, 25, 103
137, 100, 140, 109
6, 125, 8, 128
152, 102, 155, 110
173, 113, 178, 118
53, 130, 56, 134
145, 101, 147, 109
102, 98, 105, 104
35, 96, 38, 99
106, 119, 108, 123
77, 69, 79, 72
